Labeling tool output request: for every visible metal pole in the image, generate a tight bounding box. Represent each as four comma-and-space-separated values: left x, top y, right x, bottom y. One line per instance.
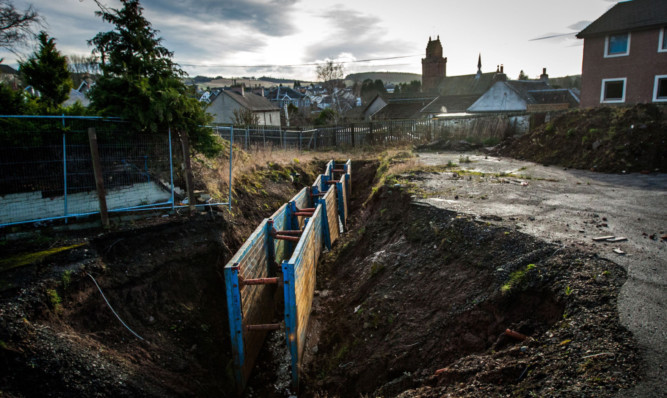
229, 126, 233, 211
168, 127, 175, 210
63, 132, 68, 220
62, 114, 68, 222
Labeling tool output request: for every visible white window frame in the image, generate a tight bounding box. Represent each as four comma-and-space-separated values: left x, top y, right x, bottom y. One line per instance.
659, 27, 667, 53
653, 75, 667, 102
604, 32, 631, 58
600, 78, 627, 103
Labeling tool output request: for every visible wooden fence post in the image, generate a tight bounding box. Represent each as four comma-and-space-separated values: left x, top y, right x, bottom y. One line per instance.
87, 128, 110, 228
350, 123, 355, 147
178, 131, 196, 213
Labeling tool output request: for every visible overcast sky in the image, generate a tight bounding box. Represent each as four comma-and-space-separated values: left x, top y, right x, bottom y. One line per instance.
2, 0, 618, 81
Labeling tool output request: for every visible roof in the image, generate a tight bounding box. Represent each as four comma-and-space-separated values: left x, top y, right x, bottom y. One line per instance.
372, 96, 437, 120
267, 86, 305, 101
504, 80, 551, 99
420, 95, 480, 114
437, 72, 499, 96
0, 65, 19, 75
577, 0, 667, 38
220, 89, 279, 112
526, 89, 580, 106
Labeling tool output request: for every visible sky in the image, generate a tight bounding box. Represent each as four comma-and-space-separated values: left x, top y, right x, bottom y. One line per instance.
2, 0, 619, 81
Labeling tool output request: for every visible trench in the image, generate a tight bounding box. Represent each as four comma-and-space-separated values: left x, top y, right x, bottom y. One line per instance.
4, 158, 632, 397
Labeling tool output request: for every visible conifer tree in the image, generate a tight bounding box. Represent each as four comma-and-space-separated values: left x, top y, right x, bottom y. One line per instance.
88, 0, 220, 156
19, 31, 72, 110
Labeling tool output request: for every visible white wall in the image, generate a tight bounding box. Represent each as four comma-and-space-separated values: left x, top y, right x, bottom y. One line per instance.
0, 182, 171, 224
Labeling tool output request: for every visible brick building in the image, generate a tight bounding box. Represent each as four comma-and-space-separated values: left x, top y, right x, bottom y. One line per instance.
577, 0, 667, 107
421, 36, 447, 93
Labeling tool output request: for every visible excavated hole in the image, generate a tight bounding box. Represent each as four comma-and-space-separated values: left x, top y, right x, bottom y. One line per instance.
299, 188, 566, 397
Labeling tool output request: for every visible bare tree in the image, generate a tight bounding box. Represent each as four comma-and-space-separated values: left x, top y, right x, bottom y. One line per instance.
316, 59, 344, 95
67, 54, 100, 75
0, 0, 40, 54
232, 108, 258, 127
316, 59, 344, 122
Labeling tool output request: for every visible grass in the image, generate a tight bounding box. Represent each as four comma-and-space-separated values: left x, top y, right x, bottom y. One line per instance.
0, 243, 86, 272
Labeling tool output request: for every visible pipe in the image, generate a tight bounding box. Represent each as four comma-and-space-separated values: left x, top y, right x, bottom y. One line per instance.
240, 277, 280, 286
275, 234, 300, 242
504, 329, 528, 341
293, 212, 314, 217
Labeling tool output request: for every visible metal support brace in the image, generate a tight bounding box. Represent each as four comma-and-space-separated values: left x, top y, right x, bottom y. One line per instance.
246, 323, 283, 332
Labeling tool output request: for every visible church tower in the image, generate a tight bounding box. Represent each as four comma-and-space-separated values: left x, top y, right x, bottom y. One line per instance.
421, 36, 447, 93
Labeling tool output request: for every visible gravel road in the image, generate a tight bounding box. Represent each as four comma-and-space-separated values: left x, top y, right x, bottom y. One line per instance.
414, 152, 667, 398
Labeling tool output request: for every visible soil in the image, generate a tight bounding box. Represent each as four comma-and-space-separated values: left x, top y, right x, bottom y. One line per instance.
0, 141, 660, 397
0, 161, 321, 397
495, 104, 667, 173
301, 185, 640, 397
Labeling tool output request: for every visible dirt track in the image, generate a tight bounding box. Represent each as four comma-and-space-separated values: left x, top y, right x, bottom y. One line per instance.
414, 152, 667, 398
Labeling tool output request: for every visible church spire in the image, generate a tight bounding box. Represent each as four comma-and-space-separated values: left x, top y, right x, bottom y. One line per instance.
475, 53, 482, 79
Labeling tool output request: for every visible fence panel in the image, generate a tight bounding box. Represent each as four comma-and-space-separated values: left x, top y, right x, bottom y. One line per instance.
282, 204, 323, 389
0, 118, 185, 227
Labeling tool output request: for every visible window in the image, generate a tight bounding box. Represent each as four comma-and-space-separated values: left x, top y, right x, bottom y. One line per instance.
659, 27, 667, 52
600, 78, 626, 103
654, 75, 667, 102
605, 33, 630, 57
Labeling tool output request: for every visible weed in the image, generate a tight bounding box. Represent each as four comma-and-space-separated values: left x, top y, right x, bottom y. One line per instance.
565, 286, 572, 296
46, 289, 62, 314
62, 270, 72, 290
446, 160, 458, 168
458, 155, 471, 164
545, 123, 555, 133
566, 128, 576, 138
501, 263, 536, 294
370, 262, 385, 276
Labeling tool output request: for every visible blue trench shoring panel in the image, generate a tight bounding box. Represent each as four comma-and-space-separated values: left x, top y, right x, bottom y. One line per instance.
223, 160, 351, 394
282, 204, 323, 390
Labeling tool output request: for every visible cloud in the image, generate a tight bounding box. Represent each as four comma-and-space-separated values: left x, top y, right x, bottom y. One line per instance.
305, 5, 412, 63
141, 0, 300, 37
568, 20, 591, 31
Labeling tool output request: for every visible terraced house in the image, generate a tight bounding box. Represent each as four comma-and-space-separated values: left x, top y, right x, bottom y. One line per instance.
577, 0, 667, 107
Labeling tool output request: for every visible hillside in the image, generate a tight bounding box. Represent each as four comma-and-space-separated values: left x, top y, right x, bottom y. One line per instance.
346, 71, 421, 84
497, 104, 666, 173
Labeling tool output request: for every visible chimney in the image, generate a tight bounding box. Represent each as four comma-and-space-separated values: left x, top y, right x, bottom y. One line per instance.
231, 84, 245, 97
540, 67, 549, 83
500, 64, 504, 74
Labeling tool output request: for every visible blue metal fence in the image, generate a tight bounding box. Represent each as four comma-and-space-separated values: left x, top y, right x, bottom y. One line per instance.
0, 116, 234, 227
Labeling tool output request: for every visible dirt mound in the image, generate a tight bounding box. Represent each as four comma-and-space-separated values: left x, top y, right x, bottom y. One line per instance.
497, 104, 667, 173
304, 187, 639, 397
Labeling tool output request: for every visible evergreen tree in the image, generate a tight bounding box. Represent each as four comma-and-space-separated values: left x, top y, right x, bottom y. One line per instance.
88, 0, 220, 156
19, 31, 72, 110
